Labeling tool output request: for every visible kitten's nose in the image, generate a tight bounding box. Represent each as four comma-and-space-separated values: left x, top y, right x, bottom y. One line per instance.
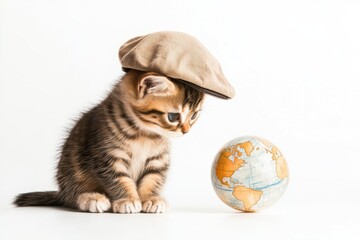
181, 124, 190, 134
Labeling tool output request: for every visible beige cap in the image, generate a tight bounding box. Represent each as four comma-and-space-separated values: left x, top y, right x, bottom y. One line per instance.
119, 31, 235, 99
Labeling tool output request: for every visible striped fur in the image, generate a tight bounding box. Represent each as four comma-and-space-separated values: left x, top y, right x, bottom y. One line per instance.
14, 70, 204, 213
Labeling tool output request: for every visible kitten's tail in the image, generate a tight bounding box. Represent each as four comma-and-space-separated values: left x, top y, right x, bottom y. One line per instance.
13, 191, 61, 207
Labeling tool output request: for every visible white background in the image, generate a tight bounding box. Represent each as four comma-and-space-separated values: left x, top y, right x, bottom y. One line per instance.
1, 0, 360, 239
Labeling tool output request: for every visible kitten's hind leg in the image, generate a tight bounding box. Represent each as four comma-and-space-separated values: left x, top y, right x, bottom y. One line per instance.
77, 192, 111, 213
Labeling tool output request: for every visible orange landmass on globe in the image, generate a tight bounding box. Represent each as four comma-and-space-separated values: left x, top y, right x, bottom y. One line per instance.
215, 141, 254, 187
273, 152, 288, 180
216, 149, 245, 187
232, 186, 263, 212
261, 138, 289, 180
238, 141, 254, 156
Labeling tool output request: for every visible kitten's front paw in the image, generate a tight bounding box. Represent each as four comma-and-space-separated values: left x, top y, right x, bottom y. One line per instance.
142, 196, 167, 213
112, 198, 142, 214
77, 192, 111, 213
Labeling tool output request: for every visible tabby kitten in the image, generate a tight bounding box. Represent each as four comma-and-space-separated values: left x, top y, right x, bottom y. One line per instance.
14, 70, 204, 213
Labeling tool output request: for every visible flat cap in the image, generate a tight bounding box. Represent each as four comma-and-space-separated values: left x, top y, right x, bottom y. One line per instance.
119, 31, 235, 99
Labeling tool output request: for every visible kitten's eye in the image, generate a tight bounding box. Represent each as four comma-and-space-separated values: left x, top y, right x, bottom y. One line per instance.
191, 111, 199, 120
168, 112, 180, 123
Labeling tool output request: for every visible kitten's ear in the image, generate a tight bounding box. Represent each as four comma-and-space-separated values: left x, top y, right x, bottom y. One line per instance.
138, 74, 175, 98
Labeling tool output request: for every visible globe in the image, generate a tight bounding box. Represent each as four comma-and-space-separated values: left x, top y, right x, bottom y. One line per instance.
211, 136, 289, 212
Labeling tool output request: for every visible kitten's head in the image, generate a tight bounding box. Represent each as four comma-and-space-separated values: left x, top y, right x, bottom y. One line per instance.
120, 70, 205, 137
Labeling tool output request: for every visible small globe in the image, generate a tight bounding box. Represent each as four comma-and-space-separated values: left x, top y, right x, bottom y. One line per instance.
211, 136, 289, 212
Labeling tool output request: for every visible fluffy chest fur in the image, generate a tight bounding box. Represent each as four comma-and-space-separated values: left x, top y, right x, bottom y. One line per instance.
127, 137, 169, 180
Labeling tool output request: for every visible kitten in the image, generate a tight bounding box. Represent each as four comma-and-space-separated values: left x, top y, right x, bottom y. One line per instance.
14, 70, 205, 213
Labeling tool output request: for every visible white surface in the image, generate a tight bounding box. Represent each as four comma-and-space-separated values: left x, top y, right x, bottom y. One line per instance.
1, 0, 360, 239
1, 204, 359, 240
